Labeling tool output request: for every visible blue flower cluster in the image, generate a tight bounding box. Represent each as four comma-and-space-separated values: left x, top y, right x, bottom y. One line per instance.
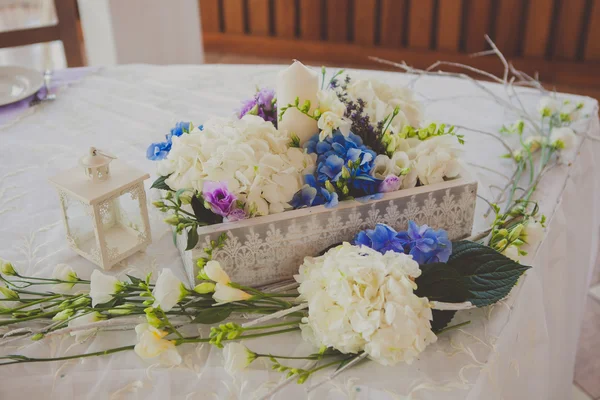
354, 221, 452, 264
292, 131, 381, 209
146, 122, 200, 161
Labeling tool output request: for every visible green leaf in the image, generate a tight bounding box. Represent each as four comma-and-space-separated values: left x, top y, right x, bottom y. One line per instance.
415, 240, 531, 309
127, 275, 143, 285
431, 310, 456, 333
151, 175, 172, 191
192, 307, 232, 324
185, 225, 199, 251
190, 195, 221, 225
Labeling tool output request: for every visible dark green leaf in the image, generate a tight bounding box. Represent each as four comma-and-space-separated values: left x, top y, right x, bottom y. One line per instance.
151, 175, 172, 191
431, 310, 456, 333
415, 240, 531, 309
186, 226, 199, 251
192, 307, 232, 324
190, 195, 222, 225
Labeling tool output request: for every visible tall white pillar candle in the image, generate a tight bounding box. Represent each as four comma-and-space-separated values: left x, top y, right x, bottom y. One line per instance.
277, 61, 320, 144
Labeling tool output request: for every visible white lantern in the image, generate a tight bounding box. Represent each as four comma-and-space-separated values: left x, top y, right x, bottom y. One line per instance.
49, 147, 152, 269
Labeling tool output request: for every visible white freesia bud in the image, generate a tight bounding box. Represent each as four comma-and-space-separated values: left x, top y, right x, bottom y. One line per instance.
213, 283, 252, 304
193, 282, 216, 294
204, 261, 231, 285
502, 245, 521, 262
52, 264, 79, 292
152, 269, 189, 312
0, 285, 18, 300
550, 127, 577, 150
521, 220, 544, 247
134, 323, 182, 366
68, 311, 105, 342
538, 97, 560, 117
89, 270, 123, 307
223, 342, 258, 375
0, 261, 16, 276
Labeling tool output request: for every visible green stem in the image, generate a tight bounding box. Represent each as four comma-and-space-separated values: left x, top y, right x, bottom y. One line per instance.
436, 320, 471, 335
0, 294, 62, 314
242, 319, 301, 332
176, 327, 299, 345
0, 345, 135, 366
0, 311, 58, 327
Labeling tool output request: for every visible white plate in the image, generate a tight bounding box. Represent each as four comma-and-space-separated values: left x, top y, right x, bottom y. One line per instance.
0, 66, 44, 106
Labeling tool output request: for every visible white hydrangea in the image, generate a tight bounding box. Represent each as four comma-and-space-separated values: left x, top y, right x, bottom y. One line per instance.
340, 75, 423, 134
295, 243, 437, 366
156, 115, 316, 216
412, 135, 463, 185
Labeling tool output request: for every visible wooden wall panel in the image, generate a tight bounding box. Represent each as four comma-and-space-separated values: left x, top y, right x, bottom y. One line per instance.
274, 0, 296, 38
407, 0, 433, 49
300, 0, 323, 40
222, 0, 245, 34
553, 0, 587, 59
248, 0, 270, 36
522, 0, 554, 57
327, 0, 349, 42
585, 0, 600, 61
199, 0, 220, 33
436, 0, 462, 51
464, 0, 492, 52
380, 0, 405, 48
353, 0, 377, 46
494, 0, 522, 56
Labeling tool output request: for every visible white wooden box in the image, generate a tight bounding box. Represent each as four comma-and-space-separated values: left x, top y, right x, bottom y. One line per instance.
177, 175, 477, 287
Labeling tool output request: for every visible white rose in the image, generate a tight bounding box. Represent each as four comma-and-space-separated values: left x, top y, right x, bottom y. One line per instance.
223, 343, 257, 375
391, 151, 417, 189
68, 311, 105, 342
134, 323, 182, 366
550, 127, 577, 150
152, 269, 189, 312
371, 155, 394, 179
413, 135, 462, 185
52, 264, 79, 292
537, 97, 560, 117
89, 270, 123, 307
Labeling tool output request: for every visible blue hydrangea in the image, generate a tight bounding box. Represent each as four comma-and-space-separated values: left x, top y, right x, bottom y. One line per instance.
146, 121, 196, 161
290, 175, 338, 209
397, 221, 452, 264
354, 224, 404, 253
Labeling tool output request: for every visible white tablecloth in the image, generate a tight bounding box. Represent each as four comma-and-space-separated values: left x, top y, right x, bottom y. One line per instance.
0, 65, 598, 400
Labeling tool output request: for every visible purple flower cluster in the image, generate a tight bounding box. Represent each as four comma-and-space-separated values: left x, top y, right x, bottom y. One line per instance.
202, 181, 246, 222
354, 222, 452, 264
146, 122, 197, 161
238, 88, 277, 126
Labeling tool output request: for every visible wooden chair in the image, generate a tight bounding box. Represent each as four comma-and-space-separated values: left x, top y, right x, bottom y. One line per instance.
0, 0, 84, 67
198, 0, 600, 94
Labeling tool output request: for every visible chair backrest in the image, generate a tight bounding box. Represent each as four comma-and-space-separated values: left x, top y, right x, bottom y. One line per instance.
0, 0, 83, 67
198, 0, 600, 89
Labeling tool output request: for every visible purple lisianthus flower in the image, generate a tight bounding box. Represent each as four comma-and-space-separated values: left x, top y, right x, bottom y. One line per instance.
354, 224, 404, 254
238, 87, 277, 125
224, 208, 246, 222
380, 175, 401, 193
202, 181, 237, 217
146, 141, 171, 161
397, 220, 452, 264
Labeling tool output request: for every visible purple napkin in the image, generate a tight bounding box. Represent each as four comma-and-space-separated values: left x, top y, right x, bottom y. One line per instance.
0, 67, 98, 125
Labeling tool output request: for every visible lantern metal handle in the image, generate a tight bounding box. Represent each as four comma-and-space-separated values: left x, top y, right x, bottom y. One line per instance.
90, 147, 117, 160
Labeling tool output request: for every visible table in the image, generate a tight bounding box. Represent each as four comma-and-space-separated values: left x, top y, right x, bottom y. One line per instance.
0, 65, 598, 400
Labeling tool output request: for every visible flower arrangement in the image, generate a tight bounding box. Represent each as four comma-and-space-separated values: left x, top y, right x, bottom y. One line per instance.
146, 65, 464, 249
0, 221, 531, 393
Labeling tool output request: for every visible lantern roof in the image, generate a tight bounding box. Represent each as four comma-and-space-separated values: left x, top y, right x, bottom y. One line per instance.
48, 160, 149, 205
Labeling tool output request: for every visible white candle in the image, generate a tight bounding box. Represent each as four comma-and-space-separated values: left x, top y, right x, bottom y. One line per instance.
277, 60, 319, 145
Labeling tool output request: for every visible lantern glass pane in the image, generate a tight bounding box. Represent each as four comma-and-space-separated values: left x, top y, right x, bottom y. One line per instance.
63, 195, 98, 255
98, 187, 146, 257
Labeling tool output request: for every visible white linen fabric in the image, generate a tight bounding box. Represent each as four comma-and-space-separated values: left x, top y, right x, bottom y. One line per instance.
0, 65, 598, 400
